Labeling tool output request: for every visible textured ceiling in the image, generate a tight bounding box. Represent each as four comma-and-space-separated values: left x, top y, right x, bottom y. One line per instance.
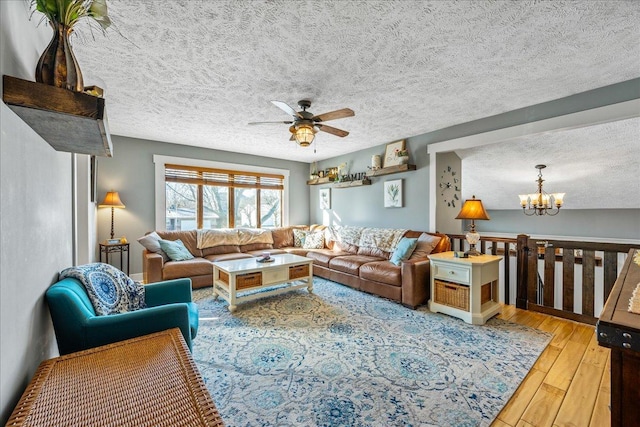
67, 0, 640, 165
456, 117, 640, 210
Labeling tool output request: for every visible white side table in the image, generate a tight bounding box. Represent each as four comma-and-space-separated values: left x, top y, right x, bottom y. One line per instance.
428, 251, 502, 325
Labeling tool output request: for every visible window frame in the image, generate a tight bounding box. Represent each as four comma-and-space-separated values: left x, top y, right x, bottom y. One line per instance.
154, 155, 290, 231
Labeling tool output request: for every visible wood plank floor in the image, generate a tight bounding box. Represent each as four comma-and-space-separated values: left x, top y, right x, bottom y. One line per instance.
491, 305, 610, 427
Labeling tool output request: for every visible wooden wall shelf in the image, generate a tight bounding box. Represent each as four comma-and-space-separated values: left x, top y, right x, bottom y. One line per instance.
2, 75, 113, 157
366, 164, 416, 177
307, 177, 333, 185
332, 178, 371, 188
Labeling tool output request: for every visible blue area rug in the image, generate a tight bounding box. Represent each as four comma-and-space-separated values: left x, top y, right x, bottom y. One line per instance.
193, 278, 550, 427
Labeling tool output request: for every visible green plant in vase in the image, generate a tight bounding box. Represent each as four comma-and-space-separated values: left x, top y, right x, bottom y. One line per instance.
31, 0, 111, 92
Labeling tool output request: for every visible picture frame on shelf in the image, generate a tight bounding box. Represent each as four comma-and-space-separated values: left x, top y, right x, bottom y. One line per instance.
319, 188, 331, 209
383, 140, 406, 168
384, 179, 403, 208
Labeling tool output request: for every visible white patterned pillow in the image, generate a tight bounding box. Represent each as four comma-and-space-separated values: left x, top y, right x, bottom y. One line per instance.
293, 229, 307, 247
303, 231, 325, 249
60, 263, 146, 316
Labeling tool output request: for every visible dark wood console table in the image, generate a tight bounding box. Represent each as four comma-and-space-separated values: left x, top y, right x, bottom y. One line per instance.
6, 328, 224, 426
597, 249, 640, 427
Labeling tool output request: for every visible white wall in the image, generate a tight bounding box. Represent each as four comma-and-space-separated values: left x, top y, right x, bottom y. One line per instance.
0, 2, 74, 422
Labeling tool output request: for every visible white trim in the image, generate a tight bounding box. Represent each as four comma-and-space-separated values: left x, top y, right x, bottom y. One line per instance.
153, 154, 290, 230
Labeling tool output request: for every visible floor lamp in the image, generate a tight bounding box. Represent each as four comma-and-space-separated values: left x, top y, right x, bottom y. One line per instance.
99, 191, 125, 240
455, 195, 490, 256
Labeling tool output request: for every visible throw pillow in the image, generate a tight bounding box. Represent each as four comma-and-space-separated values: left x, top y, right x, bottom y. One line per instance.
390, 237, 418, 266
59, 263, 146, 316
409, 233, 442, 259
302, 230, 325, 249
293, 229, 307, 247
137, 231, 170, 262
158, 239, 194, 261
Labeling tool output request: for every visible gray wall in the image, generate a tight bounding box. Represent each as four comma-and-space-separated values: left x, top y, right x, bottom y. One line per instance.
435, 152, 463, 234
1, 2, 72, 423
309, 138, 432, 231
96, 136, 311, 276
482, 209, 640, 239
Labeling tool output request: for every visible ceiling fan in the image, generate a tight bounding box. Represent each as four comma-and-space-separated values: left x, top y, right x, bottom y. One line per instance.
248, 100, 355, 147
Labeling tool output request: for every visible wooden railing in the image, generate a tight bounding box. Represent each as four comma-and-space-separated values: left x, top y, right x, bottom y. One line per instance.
447, 233, 640, 325
516, 236, 640, 325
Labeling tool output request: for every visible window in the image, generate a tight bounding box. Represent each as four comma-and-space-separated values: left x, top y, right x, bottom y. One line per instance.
164, 164, 284, 230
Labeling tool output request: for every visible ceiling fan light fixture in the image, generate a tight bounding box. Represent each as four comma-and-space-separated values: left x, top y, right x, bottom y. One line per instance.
293, 123, 316, 147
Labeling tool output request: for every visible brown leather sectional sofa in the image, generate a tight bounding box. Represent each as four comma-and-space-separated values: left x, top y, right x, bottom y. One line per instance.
142, 225, 450, 308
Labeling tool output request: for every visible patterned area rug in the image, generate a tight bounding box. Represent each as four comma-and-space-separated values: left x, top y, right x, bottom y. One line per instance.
193, 278, 550, 427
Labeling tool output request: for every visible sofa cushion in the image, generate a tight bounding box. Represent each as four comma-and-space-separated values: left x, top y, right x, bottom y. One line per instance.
162, 257, 213, 280
329, 255, 383, 276
305, 249, 347, 268
357, 246, 390, 259
157, 230, 202, 257
359, 261, 402, 287
244, 248, 288, 257
201, 244, 241, 256
293, 229, 307, 247
282, 247, 310, 257
271, 226, 308, 248
409, 233, 442, 259
302, 231, 325, 249
390, 237, 418, 266
204, 253, 255, 262
159, 239, 195, 261
240, 243, 273, 252
137, 231, 169, 262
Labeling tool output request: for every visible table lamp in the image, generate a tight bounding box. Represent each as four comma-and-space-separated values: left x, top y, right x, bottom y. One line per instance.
455, 195, 490, 256
99, 191, 125, 240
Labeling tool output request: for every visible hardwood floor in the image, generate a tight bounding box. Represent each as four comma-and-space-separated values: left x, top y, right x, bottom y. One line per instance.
491, 305, 610, 427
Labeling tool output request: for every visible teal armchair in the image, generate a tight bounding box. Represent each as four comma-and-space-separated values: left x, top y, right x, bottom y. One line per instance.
46, 277, 199, 355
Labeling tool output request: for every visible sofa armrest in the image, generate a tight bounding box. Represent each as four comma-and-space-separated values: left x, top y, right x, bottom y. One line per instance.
145, 278, 193, 306
85, 304, 192, 350
400, 258, 431, 308
143, 250, 164, 283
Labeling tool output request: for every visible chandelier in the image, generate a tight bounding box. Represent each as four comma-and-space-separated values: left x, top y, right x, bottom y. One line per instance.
518, 164, 565, 216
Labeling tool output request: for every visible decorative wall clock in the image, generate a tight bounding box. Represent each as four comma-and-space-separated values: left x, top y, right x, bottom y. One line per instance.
439, 165, 461, 208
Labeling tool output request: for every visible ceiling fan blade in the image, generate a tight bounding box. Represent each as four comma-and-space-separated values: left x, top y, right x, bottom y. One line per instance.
317, 124, 349, 137
248, 121, 293, 125
313, 108, 355, 123
289, 134, 296, 141
271, 101, 302, 118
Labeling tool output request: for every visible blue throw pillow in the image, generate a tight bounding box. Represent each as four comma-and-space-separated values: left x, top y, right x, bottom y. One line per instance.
60, 263, 146, 316
390, 237, 418, 266
159, 239, 194, 261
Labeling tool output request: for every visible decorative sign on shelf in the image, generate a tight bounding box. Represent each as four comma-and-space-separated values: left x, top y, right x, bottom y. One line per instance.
338, 172, 367, 182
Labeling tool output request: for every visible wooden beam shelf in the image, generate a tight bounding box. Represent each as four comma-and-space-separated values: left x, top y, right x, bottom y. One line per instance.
332, 178, 371, 188
2, 75, 113, 157
366, 164, 416, 177
306, 177, 334, 185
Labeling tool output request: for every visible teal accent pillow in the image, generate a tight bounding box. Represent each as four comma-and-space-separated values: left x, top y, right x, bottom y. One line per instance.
390, 237, 418, 266
158, 239, 194, 261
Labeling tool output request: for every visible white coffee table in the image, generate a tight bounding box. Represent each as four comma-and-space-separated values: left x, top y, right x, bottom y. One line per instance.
212, 253, 314, 312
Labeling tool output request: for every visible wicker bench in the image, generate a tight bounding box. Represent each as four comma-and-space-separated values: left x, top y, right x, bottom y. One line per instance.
6, 328, 224, 426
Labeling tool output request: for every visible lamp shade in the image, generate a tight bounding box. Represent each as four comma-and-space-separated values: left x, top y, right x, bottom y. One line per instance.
455, 195, 490, 221
293, 124, 316, 146
99, 191, 125, 208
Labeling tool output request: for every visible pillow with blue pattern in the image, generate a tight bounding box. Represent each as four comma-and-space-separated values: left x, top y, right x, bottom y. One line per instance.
59, 263, 145, 316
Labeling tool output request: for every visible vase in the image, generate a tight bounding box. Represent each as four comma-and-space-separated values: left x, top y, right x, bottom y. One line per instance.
371, 155, 381, 170
398, 156, 409, 165
36, 22, 84, 92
